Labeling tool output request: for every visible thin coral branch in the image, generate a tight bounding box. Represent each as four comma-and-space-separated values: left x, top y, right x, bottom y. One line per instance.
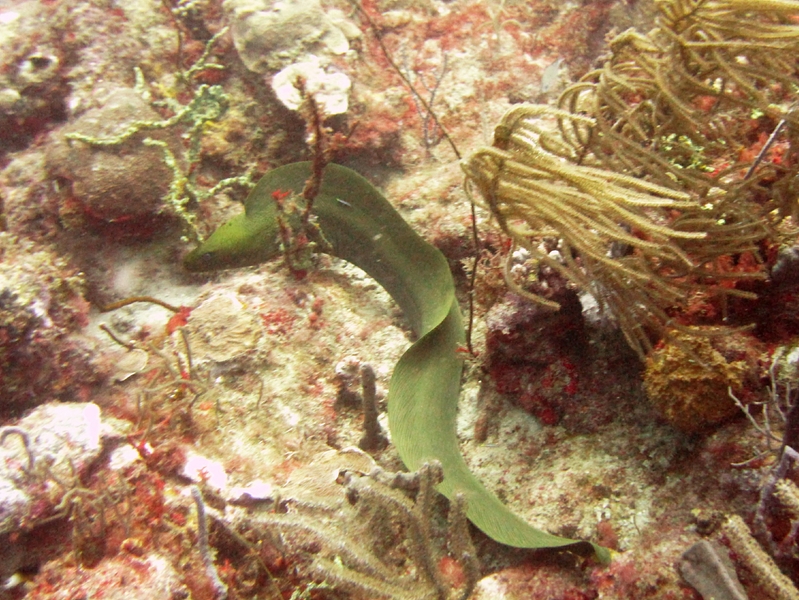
347, 0, 486, 355
358, 364, 388, 452
346, 0, 460, 160
252, 461, 475, 600
191, 486, 228, 600
99, 295, 181, 313
0, 426, 34, 473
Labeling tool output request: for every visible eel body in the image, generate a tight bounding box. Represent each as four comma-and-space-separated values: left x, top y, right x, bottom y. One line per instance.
185, 162, 609, 562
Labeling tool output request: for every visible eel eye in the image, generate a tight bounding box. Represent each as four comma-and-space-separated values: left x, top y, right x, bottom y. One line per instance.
185, 250, 215, 272
197, 252, 215, 267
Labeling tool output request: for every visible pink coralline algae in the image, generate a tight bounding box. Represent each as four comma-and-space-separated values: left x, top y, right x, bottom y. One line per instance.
27, 553, 189, 600
484, 291, 587, 424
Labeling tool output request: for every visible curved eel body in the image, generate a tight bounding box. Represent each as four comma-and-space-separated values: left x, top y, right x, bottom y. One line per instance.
185, 162, 609, 562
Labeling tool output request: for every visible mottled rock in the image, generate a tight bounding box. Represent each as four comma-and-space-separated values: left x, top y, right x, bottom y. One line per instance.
679, 539, 748, 600
46, 87, 179, 223
0, 402, 126, 535
224, 0, 356, 73
643, 331, 762, 432
0, 2, 68, 151
281, 448, 376, 510
483, 291, 587, 426
27, 553, 190, 600
272, 57, 351, 116
111, 347, 149, 382
186, 292, 262, 363
0, 233, 99, 410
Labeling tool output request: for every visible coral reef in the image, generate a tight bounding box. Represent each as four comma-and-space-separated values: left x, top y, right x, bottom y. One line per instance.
185, 292, 263, 364
29, 553, 190, 600
224, 0, 355, 74
0, 3, 68, 153
0, 402, 127, 578
239, 456, 479, 600
722, 514, 799, 600
2, 0, 799, 598
0, 234, 100, 413
484, 290, 586, 426
0, 404, 108, 534
463, 0, 797, 356
679, 539, 748, 600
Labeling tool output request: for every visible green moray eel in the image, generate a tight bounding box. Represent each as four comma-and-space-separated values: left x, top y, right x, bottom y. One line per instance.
185, 162, 610, 563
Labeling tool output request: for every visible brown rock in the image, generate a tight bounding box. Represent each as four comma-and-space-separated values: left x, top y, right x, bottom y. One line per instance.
46, 88, 179, 223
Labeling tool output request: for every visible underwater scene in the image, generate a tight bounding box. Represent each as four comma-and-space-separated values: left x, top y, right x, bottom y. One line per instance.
2, 0, 799, 598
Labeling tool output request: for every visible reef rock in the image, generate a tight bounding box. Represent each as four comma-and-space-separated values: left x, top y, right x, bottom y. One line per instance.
45, 87, 179, 225
643, 331, 762, 432
224, 0, 356, 73
0, 233, 100, 411
185, 292, 263, 364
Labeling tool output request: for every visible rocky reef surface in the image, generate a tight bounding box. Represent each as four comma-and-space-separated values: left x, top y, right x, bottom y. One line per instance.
0, 0, 798, 599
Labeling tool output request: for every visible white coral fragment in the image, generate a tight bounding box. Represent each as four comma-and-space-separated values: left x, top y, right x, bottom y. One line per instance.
224, 0, 355, 73
272, 57, 351, 116
182, 452, 228, 491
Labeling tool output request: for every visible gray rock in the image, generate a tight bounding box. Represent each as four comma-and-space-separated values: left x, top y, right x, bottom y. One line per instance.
224, 0, 353, 73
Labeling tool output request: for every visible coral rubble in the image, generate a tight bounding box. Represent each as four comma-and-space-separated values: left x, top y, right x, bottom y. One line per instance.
0, 0, 799, 598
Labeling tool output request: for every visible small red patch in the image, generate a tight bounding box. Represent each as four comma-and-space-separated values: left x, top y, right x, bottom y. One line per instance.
166, 306, 192, 335
271, 188, 292, 202
490, 362, 524, 395
193, 67, 229, 85
693, 95, 718, 112
596, 519, 619, 551
536, 405, 559, 426
261, 308, 296, 335
438, 555, 465, 589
